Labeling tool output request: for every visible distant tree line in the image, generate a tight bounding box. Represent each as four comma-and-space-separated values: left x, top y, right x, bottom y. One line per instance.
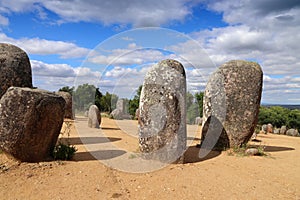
186, 91, 204, 124
258, 106, 300, 130
59, 84, 204, 122
59, 84, 118, 113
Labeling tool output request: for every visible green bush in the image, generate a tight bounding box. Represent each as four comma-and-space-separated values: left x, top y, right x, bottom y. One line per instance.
52, 143, 77, 160
258, 106, 300, 130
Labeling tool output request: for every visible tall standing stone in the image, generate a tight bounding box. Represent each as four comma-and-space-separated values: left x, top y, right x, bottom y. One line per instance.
0, 43, 32, 98
138, 59, 186, 163
56, 91, 74, 119
88, 105, 101, 128
0, 87, 65, 162
200, 60, 263, 149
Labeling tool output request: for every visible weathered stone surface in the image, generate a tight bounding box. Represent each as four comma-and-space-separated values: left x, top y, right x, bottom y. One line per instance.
200, 60, 263, 149
0, 87, 65, 162
56, 91, 74, 119
280, 126, 287, 135
286, 129, 299, 137
138, 59, 186, 163
110, 98, 132, 120
0, 43, 32, 98
88, 105, 101, 128
267, 123, 273, 133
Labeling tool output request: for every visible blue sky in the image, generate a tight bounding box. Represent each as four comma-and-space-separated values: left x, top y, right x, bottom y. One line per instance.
0, 0, 299, 104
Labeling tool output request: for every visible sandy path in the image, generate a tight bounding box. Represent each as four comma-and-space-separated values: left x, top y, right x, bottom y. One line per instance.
0, 117, 300, 199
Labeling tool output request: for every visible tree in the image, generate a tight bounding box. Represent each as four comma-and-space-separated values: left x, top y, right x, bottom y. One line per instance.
100, 92, 118, 113
59, 86, 74, 96
287, 109, 300, 129
94, 88, 103, 111
195, 92, 204, 117
73, 84, 97, 111
186, 103, 199, 124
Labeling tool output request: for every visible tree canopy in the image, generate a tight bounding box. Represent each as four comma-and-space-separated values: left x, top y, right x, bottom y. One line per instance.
258, 106, 300, 130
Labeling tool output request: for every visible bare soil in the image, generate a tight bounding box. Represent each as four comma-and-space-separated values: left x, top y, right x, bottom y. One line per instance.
1, 117, 300, 200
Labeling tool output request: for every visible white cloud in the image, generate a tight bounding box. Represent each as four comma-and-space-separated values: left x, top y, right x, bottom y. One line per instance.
0, 0, 195, 27
0, 33, 89, 58
31, 60, 101, 91
89, 44, 167, 66
182, 1, 300, 103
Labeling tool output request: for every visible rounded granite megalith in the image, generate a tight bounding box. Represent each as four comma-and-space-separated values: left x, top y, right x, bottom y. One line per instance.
56, 91, 74, 119
138, 59, 186, 163
88, 105, 101, 128
200, 60, 263, 149
0, 87, 66, 162
0, 43, 32, 98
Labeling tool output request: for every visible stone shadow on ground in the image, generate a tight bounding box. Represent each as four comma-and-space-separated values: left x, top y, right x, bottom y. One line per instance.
184, 145, 221, 163
101, 127, 121, 130
60, 137, 122, 145
73, 150, 127, 161
252, 145, 295, 152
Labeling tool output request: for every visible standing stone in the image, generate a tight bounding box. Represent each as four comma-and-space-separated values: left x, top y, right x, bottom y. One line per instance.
267, 123, 273, 133
200, 60, 263, 149
0, 87, 65, 162
280, 126, 287, 135
262, 124, 267, 133
273, 128, 280, 134
0, 43, 32, 98
116, 99, 125, 113
88, 105, 101, 128
195, 117, 202, 125
56, 91, 74, 119
286, 129, 299, 137
110, 98, 132, 120
138, 59, 186, 163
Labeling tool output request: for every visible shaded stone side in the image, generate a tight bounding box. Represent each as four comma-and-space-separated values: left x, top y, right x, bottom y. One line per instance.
0, 43, 32, 98
201, 60, 263, 149
138, 59, 186, 163
56, 91, 74, 119
0, 87, 65, 162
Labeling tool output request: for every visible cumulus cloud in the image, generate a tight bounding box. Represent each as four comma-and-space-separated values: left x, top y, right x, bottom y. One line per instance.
184, 0, 300, 103
0, 0, 195, 27
0, 33, 89, 58
31, 60, 101, 91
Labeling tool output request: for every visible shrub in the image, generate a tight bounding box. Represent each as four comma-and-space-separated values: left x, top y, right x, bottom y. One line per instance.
52, 143, 77, 160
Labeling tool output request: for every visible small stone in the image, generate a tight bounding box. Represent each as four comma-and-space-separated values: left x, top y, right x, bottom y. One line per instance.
245, 148, 259, 156
267, 123, 273, 133
195, 117, 202, 125
280, 126, 287, 135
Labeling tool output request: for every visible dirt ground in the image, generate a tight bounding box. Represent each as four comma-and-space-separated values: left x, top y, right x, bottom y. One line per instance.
1, 117, 300, 200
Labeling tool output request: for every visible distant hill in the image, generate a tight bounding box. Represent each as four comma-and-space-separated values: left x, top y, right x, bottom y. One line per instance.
262, 104, 300, 110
